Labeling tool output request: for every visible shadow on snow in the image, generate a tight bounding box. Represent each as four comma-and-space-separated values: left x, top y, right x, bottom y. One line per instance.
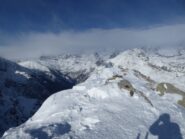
137, 113, 183, 139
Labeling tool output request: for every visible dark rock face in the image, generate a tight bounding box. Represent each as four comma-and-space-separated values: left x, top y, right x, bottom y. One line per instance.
0, 58, 8, 72
0, 57, 76, 136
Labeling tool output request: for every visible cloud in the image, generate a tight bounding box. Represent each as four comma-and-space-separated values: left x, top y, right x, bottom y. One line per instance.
0, 24, 185, 59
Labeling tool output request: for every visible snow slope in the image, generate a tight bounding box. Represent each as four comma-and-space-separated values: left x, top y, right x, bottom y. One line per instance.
3, 48, 185, 139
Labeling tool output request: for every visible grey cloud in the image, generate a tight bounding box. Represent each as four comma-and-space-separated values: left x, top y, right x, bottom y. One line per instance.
0, 24, 185, 60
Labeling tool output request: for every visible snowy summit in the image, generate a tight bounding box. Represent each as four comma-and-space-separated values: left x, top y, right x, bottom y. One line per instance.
2, 48, 185, 139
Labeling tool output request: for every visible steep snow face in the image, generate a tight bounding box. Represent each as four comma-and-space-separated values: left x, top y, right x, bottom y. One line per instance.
3, 48, 185, 139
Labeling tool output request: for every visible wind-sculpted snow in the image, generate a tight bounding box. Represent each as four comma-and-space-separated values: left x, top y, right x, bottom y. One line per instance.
2, 48, 185, 139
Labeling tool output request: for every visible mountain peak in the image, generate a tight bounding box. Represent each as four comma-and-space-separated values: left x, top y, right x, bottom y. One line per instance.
2, 48, 185, 139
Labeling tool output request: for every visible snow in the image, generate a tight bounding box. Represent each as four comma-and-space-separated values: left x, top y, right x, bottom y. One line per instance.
110, 48, 185, 90
164, 83, 168, 89
2, 48, 185, 139
87, 87, 109, 99
80, 117, 100, 130
15, 70, 30, 79
73, 85, 86, 91
18, 53, 112, 84
19, 61, 50, 72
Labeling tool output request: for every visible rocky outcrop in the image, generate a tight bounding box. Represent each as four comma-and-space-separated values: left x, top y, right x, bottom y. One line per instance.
117, 79, 135, 96
156, 83, 185, 108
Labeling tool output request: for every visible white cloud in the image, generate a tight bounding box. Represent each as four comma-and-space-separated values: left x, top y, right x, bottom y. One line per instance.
0, 24, 185, 59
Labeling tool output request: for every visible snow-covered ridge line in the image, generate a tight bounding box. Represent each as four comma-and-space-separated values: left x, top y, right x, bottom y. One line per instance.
0, 52, 114, 136
2, 48, 185, 139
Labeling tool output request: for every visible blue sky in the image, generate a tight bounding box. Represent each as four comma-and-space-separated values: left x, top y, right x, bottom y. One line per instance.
0, 0, 185, 33
0, 0, 185, 59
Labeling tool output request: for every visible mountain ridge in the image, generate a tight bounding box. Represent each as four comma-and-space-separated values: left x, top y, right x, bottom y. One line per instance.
2, 48, 185, 139
0, 52, 110, 136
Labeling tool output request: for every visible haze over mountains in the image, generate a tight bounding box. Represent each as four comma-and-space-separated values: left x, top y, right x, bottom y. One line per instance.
1, 24, 185, 60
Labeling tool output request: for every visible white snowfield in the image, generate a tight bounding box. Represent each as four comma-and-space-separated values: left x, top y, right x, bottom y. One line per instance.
2, 48, 185, 139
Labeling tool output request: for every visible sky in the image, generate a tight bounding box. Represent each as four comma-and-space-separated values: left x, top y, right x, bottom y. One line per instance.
0, 0, 185, 59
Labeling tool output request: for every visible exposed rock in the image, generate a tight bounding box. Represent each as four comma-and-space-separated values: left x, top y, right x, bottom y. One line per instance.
117, 79, 153, 106
117, 79, 135, 96
105, 75, 123, 84
156, 83, 185, 107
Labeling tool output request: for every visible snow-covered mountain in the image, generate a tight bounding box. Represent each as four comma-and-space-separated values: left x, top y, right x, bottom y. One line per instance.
18, 52, 115, 83
0, 53, 112, 136
2, 48, 185, 139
